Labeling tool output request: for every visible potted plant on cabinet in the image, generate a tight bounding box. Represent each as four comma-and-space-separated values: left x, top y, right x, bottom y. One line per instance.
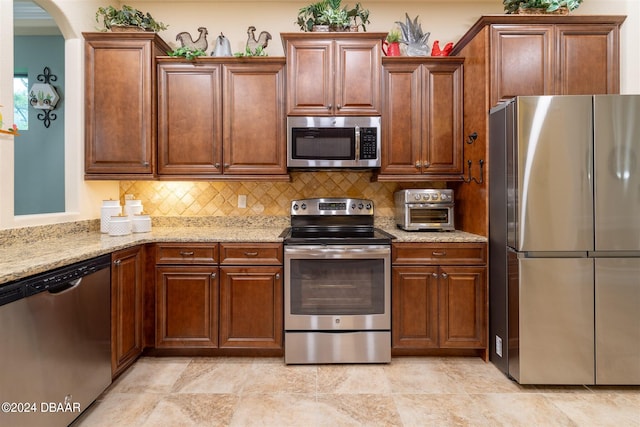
95, 4, 168, 32
503, 0, 583, 14
296, 0, 370, 32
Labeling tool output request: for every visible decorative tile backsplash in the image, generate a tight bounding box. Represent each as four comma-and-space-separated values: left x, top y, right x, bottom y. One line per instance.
120, 172, 442, 218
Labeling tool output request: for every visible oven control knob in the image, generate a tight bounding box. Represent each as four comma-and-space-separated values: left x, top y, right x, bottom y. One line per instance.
415, 194, 421, 201
424, 194, 431, 201
293, 203, 299, 211
351, 203, 356, 210
358, 203, 364, 209
301, 203, 307, 210
366, 203, 372, 210
441, 194, 448, 201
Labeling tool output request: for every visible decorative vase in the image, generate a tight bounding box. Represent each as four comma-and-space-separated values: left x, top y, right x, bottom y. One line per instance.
382, 41, 401, 57
515, 6, 570, 15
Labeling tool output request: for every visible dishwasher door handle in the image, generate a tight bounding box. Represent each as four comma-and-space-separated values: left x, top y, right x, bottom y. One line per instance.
47, 278, 82, 295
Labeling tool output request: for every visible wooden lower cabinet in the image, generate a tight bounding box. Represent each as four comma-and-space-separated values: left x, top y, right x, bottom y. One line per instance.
111, 246, 144, 377
155, 266, 219, 348
391, 242, 487, 358
219, 266, 283, 349
219, 243, 283, 351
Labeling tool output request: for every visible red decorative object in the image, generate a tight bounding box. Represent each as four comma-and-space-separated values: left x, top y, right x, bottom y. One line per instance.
431, 40, 453, 56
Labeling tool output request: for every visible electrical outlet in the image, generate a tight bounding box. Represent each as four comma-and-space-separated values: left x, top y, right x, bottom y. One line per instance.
237, 194, 247, 208
124, 194, 134, 200
496, 335, 503, 357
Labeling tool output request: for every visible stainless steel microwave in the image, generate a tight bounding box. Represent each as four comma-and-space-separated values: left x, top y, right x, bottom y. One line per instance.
287, 116, 381, 168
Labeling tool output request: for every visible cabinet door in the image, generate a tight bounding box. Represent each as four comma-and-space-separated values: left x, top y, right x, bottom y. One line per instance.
422, 62, 464, 176
219, 266, 283, 349
392, 266, 439, 349
380, 61, 422, 176
335, 38, 382, 115
490, 25, 554, 106
84, 34, 167, 177
439, 266, 486, 348
111, 246, 144, 377
222, 62, 287, 175
557, 24, 620, 95
157, 63, 222, 176
156, 266, 218, 348
285, 39, 333, 115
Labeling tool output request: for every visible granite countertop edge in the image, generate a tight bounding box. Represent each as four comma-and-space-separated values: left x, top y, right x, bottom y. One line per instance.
0, 226, 486, 285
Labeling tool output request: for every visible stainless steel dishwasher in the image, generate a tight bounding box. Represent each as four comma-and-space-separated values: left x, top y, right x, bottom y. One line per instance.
0, 254, 112, 427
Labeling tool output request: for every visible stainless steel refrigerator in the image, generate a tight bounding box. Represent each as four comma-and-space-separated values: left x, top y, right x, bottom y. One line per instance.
489, 95, 640, 385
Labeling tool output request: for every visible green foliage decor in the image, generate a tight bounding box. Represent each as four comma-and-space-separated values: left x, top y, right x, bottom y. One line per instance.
168, 46, 207, 60
95, 5, 168, 32
296, 0, 370, 32
503, 0, 583, 13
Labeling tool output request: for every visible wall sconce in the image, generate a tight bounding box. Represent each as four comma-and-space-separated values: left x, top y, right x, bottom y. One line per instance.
29, 67, 59, 128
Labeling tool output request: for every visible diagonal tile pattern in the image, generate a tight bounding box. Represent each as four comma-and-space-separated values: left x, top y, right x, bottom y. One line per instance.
120, 172, 442, 218
72, 357, 640, 427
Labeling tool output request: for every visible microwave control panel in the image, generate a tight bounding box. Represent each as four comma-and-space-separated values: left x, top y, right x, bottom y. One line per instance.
359, 128, 378, 160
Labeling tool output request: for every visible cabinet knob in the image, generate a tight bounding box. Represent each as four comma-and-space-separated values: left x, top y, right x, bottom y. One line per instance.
432, 272, 438, 278
214, 163, 220, 169
143, 161, 149, 167
211, 272, 217, 279
224, 163, 230, 169
423, 161, 430, 168
415, 161, 421, 168
113, 259, 121, 266
327, 104, 332, 110
336, 104, 342, 110
275, 273, 280, 280
441, 272, 448, 279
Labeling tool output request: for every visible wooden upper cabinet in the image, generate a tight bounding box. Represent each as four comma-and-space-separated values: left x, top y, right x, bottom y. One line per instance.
156, 58, 287, 179
223, 62, 287, 175
556, 24, 620, 95
282, 33, 386, 116
487, 18, 623, 105
84, 33, 169, 179
491, 25, 555, 104
157, 63, 223, 176
378, 57, 464, 180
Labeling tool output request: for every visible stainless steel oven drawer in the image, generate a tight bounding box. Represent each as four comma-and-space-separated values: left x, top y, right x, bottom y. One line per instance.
285, 331, 391, 364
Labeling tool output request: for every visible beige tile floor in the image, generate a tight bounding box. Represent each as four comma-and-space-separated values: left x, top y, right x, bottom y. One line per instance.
72, 356, 640, 427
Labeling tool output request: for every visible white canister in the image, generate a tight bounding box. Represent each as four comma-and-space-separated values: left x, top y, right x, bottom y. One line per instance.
101, 199, 122, 233
109, 214, 132, 236
124, 199, 144, 217
131, 213, 152, 233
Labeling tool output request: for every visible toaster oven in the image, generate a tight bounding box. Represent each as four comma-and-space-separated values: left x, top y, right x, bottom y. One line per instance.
394, 189, 455, 231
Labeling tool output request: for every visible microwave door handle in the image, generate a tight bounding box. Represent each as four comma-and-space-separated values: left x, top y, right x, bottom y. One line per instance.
355, 125, 360, 160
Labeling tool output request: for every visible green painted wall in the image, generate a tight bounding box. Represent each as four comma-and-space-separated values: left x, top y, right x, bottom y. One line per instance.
14, 35, 65, 215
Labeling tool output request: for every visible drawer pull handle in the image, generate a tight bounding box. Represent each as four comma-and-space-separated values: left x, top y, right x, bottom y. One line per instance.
432, 251, 447, 256
179, 251, 195, 256
244, 251, 259, 257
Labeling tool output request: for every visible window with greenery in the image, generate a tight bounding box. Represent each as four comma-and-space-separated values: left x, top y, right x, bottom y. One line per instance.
14, 75, 29, 130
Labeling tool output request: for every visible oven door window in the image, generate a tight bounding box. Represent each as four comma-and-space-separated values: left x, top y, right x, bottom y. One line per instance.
291, 127, 355, 160
289, 258, 384, 315
409, 207, 451, 224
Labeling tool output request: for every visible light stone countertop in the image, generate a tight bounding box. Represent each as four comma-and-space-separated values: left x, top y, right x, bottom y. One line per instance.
0, 224, 486, 286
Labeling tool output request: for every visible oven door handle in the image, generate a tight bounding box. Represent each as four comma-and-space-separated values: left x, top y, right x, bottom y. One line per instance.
285, 246, 390, 258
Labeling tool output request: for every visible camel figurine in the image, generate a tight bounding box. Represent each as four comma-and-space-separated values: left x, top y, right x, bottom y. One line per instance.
176, 27, 208, 52
246, 26, 272, 53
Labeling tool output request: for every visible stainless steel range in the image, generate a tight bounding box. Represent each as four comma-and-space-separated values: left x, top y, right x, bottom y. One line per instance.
282, 198, 394, 364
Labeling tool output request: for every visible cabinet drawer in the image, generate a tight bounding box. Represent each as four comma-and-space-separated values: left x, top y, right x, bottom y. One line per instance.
392, 242, 487, 265
220, 243, 283, 265
155, 243, 218, 265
